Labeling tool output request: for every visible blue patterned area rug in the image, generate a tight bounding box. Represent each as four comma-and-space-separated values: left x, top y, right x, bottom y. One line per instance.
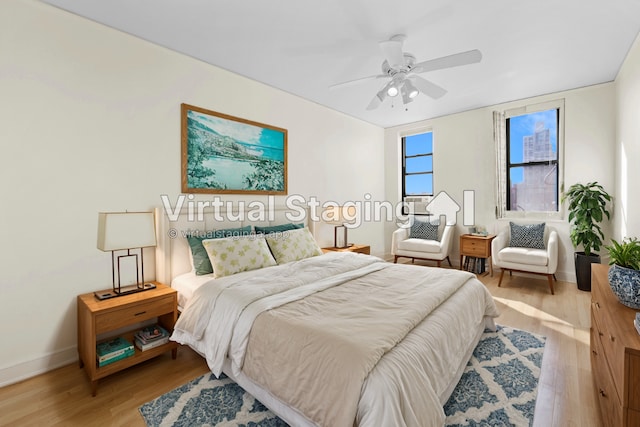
139, 325, 545, 427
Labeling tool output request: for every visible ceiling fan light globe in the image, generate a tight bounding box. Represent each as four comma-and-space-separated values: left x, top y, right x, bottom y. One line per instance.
387, 86, 399, 97
409, 88, 419, 98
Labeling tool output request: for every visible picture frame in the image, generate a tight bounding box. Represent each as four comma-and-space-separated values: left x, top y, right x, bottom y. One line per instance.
181, 103, 287, 194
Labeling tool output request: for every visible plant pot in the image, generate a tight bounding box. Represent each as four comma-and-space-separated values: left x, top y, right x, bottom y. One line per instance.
608, 264, 640, 309
574, 252, 601, 291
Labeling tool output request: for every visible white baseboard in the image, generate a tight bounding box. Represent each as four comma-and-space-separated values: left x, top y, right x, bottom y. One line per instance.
0, 346, 78, 388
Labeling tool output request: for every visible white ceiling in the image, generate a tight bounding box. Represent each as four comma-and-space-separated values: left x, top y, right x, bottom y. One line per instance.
42, 0, 640, 128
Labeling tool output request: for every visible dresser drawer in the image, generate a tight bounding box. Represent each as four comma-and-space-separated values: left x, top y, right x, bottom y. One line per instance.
591, 318, 623, 427
630, 354, 640, 410
592, 300, 625, 403
95, 295, 175, 334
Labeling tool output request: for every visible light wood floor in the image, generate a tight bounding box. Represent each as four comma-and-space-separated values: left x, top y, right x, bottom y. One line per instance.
0, 269, 601, 427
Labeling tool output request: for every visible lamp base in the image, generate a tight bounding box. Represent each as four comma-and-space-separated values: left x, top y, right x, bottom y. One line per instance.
94, 282, 156, 300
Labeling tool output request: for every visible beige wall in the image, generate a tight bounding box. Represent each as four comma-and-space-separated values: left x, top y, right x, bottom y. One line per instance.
614, 32, 640, 240
0, 0, 384, 385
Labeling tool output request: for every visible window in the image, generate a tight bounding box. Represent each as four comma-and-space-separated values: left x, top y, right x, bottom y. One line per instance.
506, 109, 559, 212
402, 132, 433, 199
495, 99, 564, 218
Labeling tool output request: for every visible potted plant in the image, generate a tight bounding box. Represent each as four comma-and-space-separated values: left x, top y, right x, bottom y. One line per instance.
606, 238, 640, 308
562, 182, 612, 291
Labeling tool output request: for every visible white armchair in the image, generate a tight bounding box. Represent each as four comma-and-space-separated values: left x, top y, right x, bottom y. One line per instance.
491, 222, 558, 294
392, 224, 454, 267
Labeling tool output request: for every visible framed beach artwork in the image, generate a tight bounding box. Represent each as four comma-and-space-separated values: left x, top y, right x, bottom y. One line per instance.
181, 104, 287, 194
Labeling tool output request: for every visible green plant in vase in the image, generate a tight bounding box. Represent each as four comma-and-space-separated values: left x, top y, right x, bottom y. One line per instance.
561, 181, 611, 291
606, 238, 640, 308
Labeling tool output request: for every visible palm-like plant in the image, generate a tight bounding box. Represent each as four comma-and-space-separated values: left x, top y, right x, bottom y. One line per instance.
562, 182, 611, 256
606, 238, 640, 270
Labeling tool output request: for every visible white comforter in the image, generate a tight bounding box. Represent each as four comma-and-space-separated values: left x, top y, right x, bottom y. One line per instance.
172, 252, 499, 427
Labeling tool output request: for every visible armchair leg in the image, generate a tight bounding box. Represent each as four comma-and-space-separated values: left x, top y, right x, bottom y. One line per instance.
446, 256, 452, 267
393, 255, 399, 264
553, 274, 557, 281
498, 269, 505, 287
436, 260, 442, 267
547, 275, 555, 295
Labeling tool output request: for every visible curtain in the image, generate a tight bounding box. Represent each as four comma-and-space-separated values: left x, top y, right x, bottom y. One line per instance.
493, 111, 506, 218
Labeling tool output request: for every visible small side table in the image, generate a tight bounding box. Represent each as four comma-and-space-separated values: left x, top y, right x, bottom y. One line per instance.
77, 283, 178, 396
322, 244, 370, 255
459, 234, 496, 276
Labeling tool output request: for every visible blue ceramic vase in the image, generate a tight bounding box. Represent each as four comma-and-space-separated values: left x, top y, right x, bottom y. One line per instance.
608, 264, 640, 309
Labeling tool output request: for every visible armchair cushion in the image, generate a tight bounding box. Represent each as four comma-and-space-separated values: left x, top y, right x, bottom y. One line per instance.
508, 222, 545, 249
409, 219, 440, 241
397, 238, 442, 254
499, 247, 549, 266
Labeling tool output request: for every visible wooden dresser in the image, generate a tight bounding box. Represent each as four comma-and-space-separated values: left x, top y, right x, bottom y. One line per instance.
591, 264, 640, 426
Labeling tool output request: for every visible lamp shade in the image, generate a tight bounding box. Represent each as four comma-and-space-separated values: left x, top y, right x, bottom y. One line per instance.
97, 212, 157, 251
324, 205, 357, 225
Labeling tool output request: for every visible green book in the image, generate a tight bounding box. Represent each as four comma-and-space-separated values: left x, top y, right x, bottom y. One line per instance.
96, 337, 134, 363
98, 348, 135, 367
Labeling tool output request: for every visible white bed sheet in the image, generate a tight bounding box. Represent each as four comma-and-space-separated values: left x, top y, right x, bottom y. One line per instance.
171, 253, 499, 427
171, 271, 214, 311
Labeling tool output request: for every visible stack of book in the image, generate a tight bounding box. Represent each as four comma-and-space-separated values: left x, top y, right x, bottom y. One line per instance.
96, 337, 134, 367
635, 313, 640, 336
134, 324, 170, 351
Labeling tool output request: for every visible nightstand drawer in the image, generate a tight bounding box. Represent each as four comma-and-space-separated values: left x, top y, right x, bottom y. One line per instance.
95, 295, 175, 333
461, 240, 487, 256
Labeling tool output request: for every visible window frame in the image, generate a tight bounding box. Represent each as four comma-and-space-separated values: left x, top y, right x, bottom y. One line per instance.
401, 131, 434, 199
499, 99, 565, 219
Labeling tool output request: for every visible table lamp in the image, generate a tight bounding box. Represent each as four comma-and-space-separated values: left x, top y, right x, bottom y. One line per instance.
95, 211, 157, 300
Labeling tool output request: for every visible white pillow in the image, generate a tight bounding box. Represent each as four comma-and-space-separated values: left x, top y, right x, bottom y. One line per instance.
265, 227, 323, 264
202, 235, 276, 278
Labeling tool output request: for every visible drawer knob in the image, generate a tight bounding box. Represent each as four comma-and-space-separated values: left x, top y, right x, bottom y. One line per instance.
599, 389, 607, 397
598, 331, 604, 337
609, 335, 615, 342
134, 311, 147, 316
595, 302, 601, 309
592, 350, 598, 356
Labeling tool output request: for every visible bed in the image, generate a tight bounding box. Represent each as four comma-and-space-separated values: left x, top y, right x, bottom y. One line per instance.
155, 206, 499, 427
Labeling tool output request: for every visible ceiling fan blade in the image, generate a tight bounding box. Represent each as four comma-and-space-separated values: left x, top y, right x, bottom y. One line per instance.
329, 74, 387, 90
409, 76, 447, 99
379, 37, 406, 69
411, 49, 482, 74
366, 92, 384, 110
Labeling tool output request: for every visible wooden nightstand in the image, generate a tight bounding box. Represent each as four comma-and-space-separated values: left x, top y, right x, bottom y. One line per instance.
77, 283, 178, 396
322, 244, 371, 255
459, 234, 496, 276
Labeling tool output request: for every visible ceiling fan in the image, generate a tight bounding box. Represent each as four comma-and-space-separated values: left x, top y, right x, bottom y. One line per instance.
330, 35, 482, 110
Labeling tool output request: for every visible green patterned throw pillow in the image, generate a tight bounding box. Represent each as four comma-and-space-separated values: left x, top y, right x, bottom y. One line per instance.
202, 235, 276, 278
265, 227, 323, 264
186, 226, 252, 275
